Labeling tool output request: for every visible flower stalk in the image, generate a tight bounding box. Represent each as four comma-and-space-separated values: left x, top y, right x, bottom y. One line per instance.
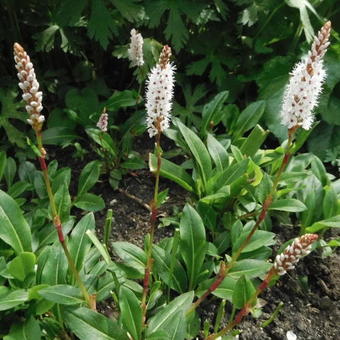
141, 45, 175, 325
206, 234, 318, 339
14, 43, 94, 310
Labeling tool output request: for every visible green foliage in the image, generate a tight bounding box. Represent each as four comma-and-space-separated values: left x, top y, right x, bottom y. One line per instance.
1, 1, 339, 339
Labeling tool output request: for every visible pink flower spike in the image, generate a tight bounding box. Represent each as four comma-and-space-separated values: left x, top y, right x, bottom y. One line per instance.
274, 234, 319, 276
97, 112, 109, 132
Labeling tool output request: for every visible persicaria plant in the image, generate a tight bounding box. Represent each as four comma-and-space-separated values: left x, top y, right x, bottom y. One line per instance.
0, 18, 338, 340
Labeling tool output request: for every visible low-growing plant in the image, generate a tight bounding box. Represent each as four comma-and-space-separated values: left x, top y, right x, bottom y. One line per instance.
0, 20, 338, 340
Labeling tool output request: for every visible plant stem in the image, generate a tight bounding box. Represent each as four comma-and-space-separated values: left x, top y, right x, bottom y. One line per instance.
206, 268, 277, 340
141, 130, 162, 325
118, 188, 151, 212
261, 301, 284, 328
104, 209, 113, 249
35, 131, 94, 310
189, 127, 297, 312
187, 262, 226, 315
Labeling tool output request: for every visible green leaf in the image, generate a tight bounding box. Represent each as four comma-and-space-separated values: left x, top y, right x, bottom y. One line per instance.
0, 190, 32, 254
236, 230, 275, 254
78, 161, 101, 197
152, 245, 188, 293
306, 215, 340, 233
4, 316, 41, 340
54, 184, 71, 222
300, 179, 318, 227
86, 230, 111, 264
42, 127, 77, 145
240, 124, 268, 157
233, 101, 266, 140
327, 239, 340, 247
52, 168, 71, 192
206, 134, 229, 172
147, 291, 194, 339
0, 290, 28, 311
307, 123, 340, 161
179, 205, 207, 290
164, 6, 189, 51
64, 307, 128, 340
112, 241, 146, 276
229, 260, 271, 279
56, 0, 87, 26
111, 0, 142, 22
74, 193, 105, 212
121, 155, 145, 170
232, 275, 256, 309
37, 244, 68, 285
200, 91, 229, 135
149, 154, 194, 192
86, 128, 117, 157
206, 159, 249, 194
34, 25, 59, 52
119, 286, 142, 340
323, 185, 338, 219
269, 199, 307, 212
7, 252, 36, 281
286, 0, 319, 42
106, 90, 138, 111
88, 0, 116, 49
69, 213, 96, 271
311, 156, 329, 187
4, 157, 17, 188
8, 181, 32, 199
176, 119, 212, 186
39, 285, 83, 305
198, 277, 236, 302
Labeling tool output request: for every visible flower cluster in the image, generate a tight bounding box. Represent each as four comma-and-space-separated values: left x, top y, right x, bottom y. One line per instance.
97, 111, 109, 132
145, 45, 175, 138
128, 29, 144, 67
273, 234, 318, 276
14, 43, 44, 131
280, 21, 331, 130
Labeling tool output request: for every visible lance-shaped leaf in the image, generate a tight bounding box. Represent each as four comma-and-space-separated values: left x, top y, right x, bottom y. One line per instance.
0, 190, 32, 254
0, 290, 28, 311
179, 205, 207, 289
119, 286, 142, 340
176, 119, 212, 187
147, 291, 194, 339
149, 153, 194, 192
69, 213, 96, 271
39, 285, 84, 305
64, 307, 128, 340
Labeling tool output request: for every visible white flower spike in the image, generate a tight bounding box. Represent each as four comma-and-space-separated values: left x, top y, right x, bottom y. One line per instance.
281, 21, 331, 130
14, 43, 45, 131
145, 45, 175, 138
128, 29, 144, 67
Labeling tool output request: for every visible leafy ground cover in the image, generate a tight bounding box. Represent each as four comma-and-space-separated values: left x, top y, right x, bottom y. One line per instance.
0, 1, 340, 340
